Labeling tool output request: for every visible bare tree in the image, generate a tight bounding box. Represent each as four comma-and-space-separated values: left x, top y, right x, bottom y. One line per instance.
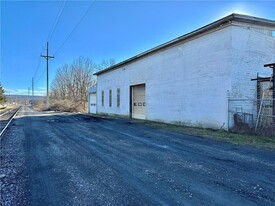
50, 56, 114, 112
97, 58, 116, 71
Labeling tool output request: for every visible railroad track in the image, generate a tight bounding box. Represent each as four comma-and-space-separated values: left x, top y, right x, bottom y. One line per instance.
0, 107, 21, 138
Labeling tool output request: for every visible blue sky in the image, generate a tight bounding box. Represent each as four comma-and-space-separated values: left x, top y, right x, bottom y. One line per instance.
1, 0, 274, 96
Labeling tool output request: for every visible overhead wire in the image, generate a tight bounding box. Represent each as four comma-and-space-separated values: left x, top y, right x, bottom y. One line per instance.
32, 0, 96, 91
53, 0, 96, 56
33, 0, 67, 81
34, 69, 46, 84
33, 44, 45, 79
46, 0, 67, 42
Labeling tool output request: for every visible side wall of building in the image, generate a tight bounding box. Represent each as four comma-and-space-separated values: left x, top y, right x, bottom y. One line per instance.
229, 23, 275, 127
97, 26, 233, 129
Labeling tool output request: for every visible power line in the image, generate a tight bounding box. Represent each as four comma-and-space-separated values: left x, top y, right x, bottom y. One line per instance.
33, 46, 45, 79
46, 0, 67, 42
33, 0, 66, 80
32, 0, 96, 97
54, 0, 96, 56
34, 69, 46, 84
35, 52, 57, 85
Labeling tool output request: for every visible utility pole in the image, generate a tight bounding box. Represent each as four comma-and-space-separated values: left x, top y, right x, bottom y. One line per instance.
32, 77, 34, 98
41, 42, 54, 108
28, 87, 30, 105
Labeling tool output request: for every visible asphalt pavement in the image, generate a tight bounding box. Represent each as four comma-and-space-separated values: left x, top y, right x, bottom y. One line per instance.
0, 106, 274, 206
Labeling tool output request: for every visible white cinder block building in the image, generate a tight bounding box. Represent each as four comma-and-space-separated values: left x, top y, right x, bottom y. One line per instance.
93, 14, 275, 130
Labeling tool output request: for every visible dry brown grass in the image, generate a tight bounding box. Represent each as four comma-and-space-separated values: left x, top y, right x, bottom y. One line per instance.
48, 99, 87, 113
32, 100, 46, 111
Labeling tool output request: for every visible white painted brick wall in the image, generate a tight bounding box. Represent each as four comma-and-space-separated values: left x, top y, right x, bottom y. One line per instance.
229, 23, 275, 127
96, 23, 275, 129
97, 26, 232, 129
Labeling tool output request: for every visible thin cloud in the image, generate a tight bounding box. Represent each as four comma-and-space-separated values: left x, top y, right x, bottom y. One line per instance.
5, 88, 46, 96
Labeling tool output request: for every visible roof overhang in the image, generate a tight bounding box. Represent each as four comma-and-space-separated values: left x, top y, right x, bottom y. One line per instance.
95, 13, 275, 76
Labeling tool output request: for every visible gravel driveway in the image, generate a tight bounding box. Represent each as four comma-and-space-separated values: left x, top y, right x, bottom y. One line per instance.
1, 106, 274, 205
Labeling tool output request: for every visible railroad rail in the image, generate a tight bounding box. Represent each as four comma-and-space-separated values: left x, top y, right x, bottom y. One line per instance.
0, 107, 21, 138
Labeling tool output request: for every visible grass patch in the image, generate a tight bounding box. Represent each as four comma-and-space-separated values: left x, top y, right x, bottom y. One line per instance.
87, 113, 275, 149
6, 105, 15, 109
141, 120, 275, 149
0, 105, 15, 112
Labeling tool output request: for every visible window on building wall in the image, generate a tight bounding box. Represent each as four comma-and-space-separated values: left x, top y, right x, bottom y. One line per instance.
117, 88, 120, 107
101, 91, 104, 106
109, 89, 112, 107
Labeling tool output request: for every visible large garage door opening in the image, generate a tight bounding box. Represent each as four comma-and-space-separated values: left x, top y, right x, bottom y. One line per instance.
131, 84, 146, 119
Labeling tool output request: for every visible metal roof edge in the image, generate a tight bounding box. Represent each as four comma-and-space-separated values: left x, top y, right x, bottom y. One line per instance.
95, 13, 275, 76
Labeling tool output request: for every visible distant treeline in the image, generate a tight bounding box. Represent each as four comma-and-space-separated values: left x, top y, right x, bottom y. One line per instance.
6, 95, 46, 100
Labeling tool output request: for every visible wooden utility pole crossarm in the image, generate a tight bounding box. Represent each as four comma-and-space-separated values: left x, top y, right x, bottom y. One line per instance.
41, 42, 54, 108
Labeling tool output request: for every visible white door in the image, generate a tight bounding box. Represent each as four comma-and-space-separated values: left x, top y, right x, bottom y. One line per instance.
89, 93, 97, 114
132, 84, 146, 119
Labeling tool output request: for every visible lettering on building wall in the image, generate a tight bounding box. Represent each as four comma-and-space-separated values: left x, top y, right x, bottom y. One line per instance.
133, 102, 146, 107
